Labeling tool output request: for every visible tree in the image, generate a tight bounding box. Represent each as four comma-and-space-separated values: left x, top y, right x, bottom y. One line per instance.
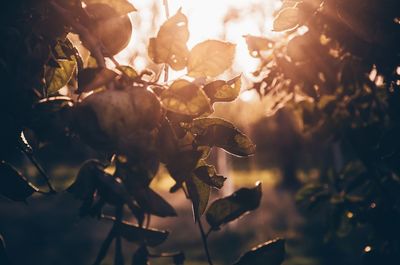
0, 0, 286, 264
247, 0, 400, 264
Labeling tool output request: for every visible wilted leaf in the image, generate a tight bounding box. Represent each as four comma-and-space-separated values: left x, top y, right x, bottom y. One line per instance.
194, 165, 226, 189
45, 59, 76, 94
115, 219, 169, 246
234, 238, 286, 265
77, 67, 117, 93
186, 174, 210, 221
273, 7, 300, 32
244, 35, 274, 57
206, 182, 262, 230
134, 188, 177, 217
85, 0, 137, 15
161, 79, 211, 116
0, 161, 38, 202
148, 9, 189, 70
203, 75, 241, 103
188, 40, 236, 77
188, 117, 256, 157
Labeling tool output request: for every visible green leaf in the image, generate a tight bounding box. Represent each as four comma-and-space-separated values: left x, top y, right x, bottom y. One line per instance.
188, 117, 256, 157
188, 40, 236, 77
186, 174, 210, 221
85, 0, 137, 15
203, 75, 241, 103
45, 59, 76, 94
0, 161, 38, 202
114, 219, 169, 246
148, 9, 189, 70
77, 67, 117, 93
117, 65, 139, 79
206, 182, 262, 230
234, 238, 286, 265
273, 7, 300, 32
160, 79, 212, 117
194, 165, 226, 189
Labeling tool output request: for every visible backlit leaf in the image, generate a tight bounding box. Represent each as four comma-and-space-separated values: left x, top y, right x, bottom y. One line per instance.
45, 59, 76, 94
188, 117, 256, 157
273, 7, 300, 32
206, 182, 262, 230
0, 161, 38, 202
186, 174, 210, 221
148, 9, 189, 70
161, 79, 211, 116
194, 165, 226, 189
234, 238, 286, 265
134, 188, 177, 217
203, 75, 241, 103
85, 0, 137, 15
188, 40, 236, 77
117, 65, 139, 79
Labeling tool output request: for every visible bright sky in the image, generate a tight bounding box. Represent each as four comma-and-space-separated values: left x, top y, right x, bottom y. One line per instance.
117, 0, 281, 75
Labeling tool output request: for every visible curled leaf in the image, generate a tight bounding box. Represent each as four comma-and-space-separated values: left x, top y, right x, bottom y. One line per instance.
188, 117, 256, 157
206, 182, 262, 230
148, 9, 189, 70
234, 238, 286, 265
0, 161, 38, 202
161, 79, 211, 117
188, 40, 236, 77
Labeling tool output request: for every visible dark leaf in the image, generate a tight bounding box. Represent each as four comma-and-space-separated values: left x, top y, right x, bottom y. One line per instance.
0, 161, 38, 202
173, 252, 185, 265
134, 188, 177, 217
234, 238, 285, 265
187, 118, 256, 157
77, 67, 117, 93
45, 59, 76, 94
206, 182, 262, 230
166, 150, 203, 189
132, 245, 149, 265
67, 160, 102, 199
186, 174, 210, 222
194, 165, 226, 189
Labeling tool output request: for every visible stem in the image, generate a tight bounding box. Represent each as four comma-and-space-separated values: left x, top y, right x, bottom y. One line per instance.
114, 206, 124, 265
197, 219, 214, 265
93, 226, 115, 265
163, 0, 170, 82
20, 148, 56, 193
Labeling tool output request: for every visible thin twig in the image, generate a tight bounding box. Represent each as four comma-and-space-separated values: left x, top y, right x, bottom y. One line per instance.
198, 219, 214, 265
20, 148, 56, 193
163, 0, 170, 82
93, 226, 115, 265
114, 206, 124, 265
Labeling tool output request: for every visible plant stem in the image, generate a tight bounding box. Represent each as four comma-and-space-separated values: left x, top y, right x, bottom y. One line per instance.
163, 0, 170, 82
93, 226, 115, 265
197, 219, 214, 265
114, 206, 124, 265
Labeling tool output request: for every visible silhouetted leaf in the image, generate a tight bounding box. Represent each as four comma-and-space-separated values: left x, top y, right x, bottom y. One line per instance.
132, 245, 149, 265
188, 40, 236, 77
186, 174, 210, 221
134, 188, 177, 217
188, 118, 256, 157
85, 0, 137, 15
161, 79, 211, 116
45, 59, 76, 94
77, 67, 117, 93
234, 238, 286, 265
194, 165, 226, 189
273, 7, 300, 31
203, 75, 241, 103
114, 219, 169, 246
68, 160, 102, 199
148, 9, 189, 70
206, 182, 262, 230
0, 161, 38, 202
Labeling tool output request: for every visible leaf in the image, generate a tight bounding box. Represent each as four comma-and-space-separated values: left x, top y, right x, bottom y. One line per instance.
117, 65, 139, 79
186, 174, 210, 222
132, 245, 149, 265
134, 188, 177, 217
188, 117, 256, 157
67, 160, 101, 199
115, 219, 169, 246
234, 238, 286, 265
244, 35, 274, 57
0, 161, 38, 202
148, 9, 189, 70
203, 75, 241, 103
85, 0, 137, 15
194, 164, 226, 189
45, 59, 76, 94
77, 67, 117, 93
188, 40, 236, 77
273, 7, 300, 32
161, 79, 211, 117
206, 182, 262, 230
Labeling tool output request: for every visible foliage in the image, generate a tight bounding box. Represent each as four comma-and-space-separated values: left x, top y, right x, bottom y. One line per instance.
247, 0, 400, 264
0, 0, 284, 264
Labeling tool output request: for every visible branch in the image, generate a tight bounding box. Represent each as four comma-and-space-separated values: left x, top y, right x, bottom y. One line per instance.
163, 0, 170, 82
114, 206, 124, 265
93, 226, 115, 265
198, 219, 214, 265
